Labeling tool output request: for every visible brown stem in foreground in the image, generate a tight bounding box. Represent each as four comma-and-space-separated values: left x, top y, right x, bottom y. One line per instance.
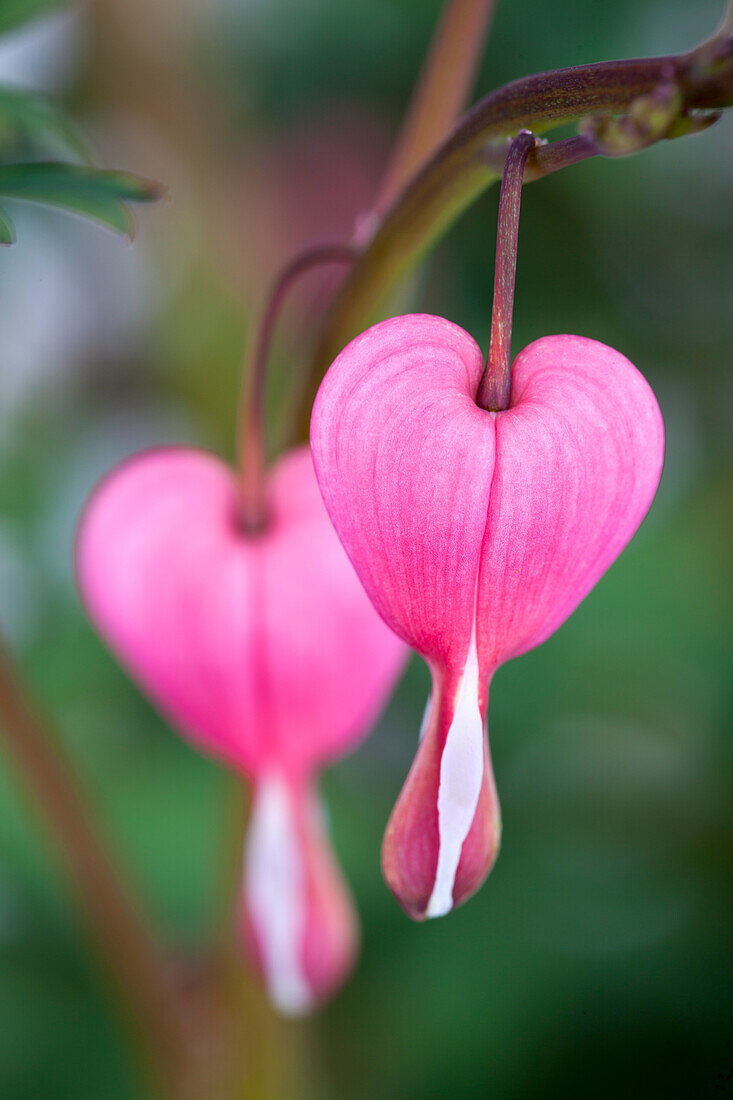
237, 244, 357, 531
0, 640, 197, 1099
477, 129, 536, 411
374, 0, 500, 218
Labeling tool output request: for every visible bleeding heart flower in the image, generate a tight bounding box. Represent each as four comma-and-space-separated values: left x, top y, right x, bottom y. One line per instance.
311, 313, 664, 921
76, 444, 405, 1012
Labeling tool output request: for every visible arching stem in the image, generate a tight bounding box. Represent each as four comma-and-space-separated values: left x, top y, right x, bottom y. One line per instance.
237, 244, 357, 532
476, 129, 536, 411
299, 23, 733, 410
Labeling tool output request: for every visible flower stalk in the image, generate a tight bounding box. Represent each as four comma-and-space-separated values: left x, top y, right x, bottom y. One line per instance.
237, 244, 356, 532
477, 129, 536, 411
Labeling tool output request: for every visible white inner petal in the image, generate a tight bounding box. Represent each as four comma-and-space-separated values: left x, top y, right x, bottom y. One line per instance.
243, 775, 311, 1015
425, 618, 484, 919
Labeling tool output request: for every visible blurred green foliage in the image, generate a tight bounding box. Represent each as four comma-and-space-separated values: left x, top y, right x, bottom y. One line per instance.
0, 0, 68, 37
0, 86, 92, 161
0, 3, 158, 244
0, 163, 162, 235
0, 0, 730, 1097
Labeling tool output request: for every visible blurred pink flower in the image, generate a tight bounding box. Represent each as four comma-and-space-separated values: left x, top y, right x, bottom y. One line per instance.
226, 109, 389, 318
76, 444, 405, 1011
311, 314, 665, 920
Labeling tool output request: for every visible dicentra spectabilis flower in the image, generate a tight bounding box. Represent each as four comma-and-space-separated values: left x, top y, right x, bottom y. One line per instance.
76, 444, 405, 1011
311, 313, 664, 920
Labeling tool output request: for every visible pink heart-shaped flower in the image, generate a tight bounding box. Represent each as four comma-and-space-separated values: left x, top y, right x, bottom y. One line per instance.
311, 314, 665, 920
76, 444, 405, 1010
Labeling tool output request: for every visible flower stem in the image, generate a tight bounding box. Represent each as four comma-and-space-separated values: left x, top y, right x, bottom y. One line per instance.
374, 0, 500, 218
299, 25, 733, 409
0, 638, 199, 1098
477, 129, 535, 411
237, 244, 357, 531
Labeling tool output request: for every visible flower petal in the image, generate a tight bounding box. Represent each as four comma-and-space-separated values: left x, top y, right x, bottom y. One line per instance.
477, 335, 665, 669
381, 663, 501, 920
76, 445, 405, 777
312, 313, 495, 672
242, 774, 358, 1013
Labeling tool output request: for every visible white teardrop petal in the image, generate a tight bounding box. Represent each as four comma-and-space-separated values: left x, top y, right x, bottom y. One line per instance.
426, 620, 484, 918
244, 775, 312, 1014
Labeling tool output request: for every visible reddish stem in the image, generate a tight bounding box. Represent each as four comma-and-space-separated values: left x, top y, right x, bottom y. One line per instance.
0, 641, 199, 1098
237, 244, 357, 531
477, 129, 536, 411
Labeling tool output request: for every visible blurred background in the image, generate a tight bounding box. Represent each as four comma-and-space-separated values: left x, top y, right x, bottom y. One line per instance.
0, 0, 731, 1096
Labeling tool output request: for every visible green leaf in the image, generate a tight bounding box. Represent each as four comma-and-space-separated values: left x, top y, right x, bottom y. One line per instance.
0, 0, 68, 37
0, 87, 94, 162
0, 162, 164, 237
0, 203, 16, 245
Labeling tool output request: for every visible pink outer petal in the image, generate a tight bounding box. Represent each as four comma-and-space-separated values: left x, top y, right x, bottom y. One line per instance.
477, 334, 665, 670
311, 314, 495, 672
241, 774, 358, 1014
76, 445, 405, 779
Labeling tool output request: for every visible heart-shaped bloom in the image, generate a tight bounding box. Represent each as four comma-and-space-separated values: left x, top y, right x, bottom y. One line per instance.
311, 314, 664, 920
76, 444, 405, 1011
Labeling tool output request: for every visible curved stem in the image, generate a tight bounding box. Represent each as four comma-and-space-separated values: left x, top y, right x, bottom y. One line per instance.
0, 639, 198, 1098
298, 28, 733, 414
237, 244, 357, 531
477, 129, 535, 411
